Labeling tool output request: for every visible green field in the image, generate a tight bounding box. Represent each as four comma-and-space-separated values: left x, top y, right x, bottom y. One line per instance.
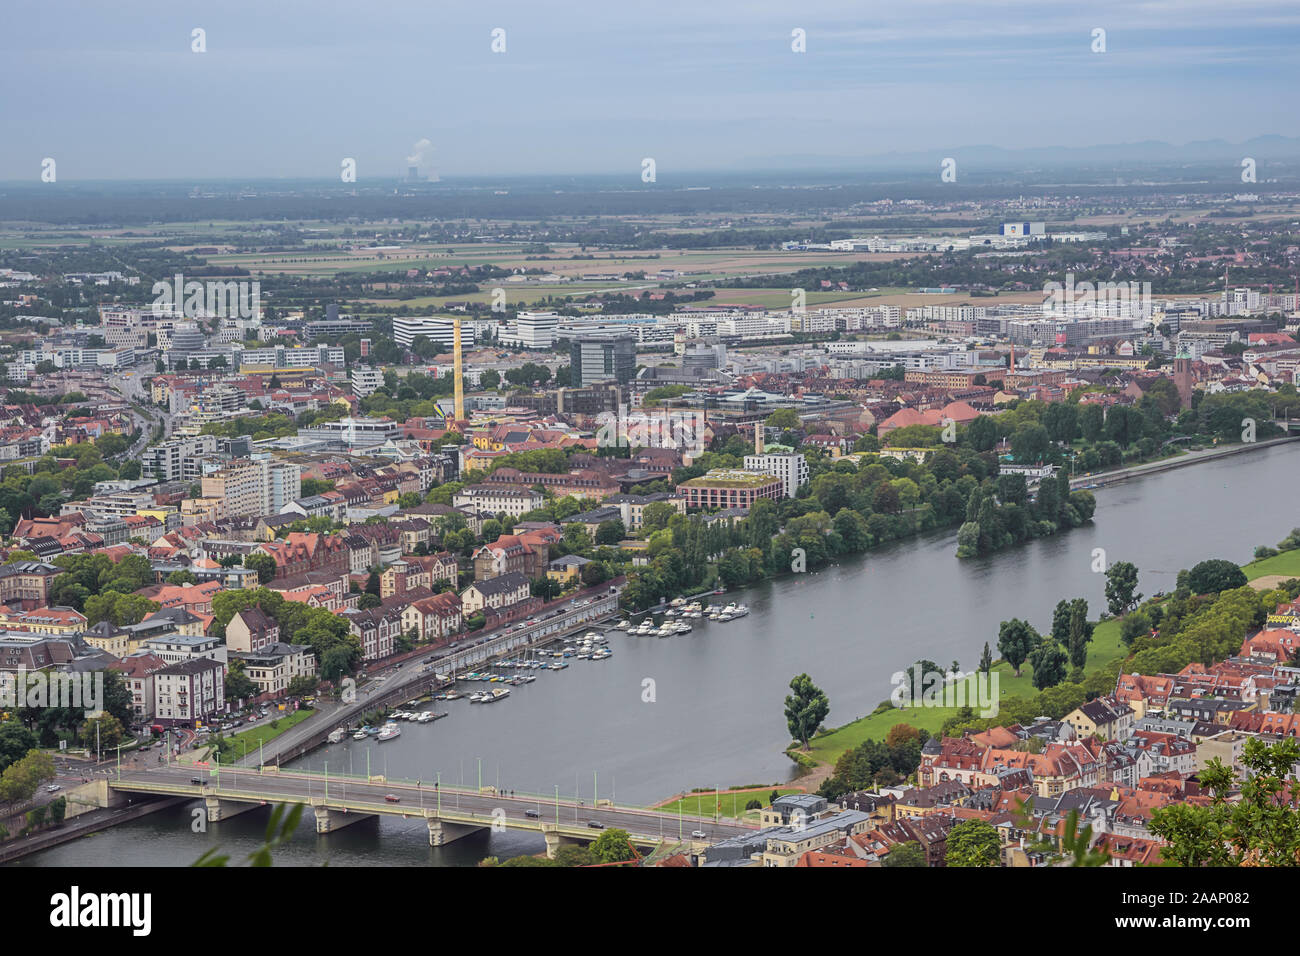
806, 614, 1128, 768
1243, 548, 1300, 581
211, 708, 315, 761
654, 786, 803, 820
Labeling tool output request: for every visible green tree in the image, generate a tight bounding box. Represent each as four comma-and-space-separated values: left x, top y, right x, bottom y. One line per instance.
1186, 559, 1248, 595
882, 841, 927, 867
0, 749, 55, 806
945, 819, 1001, 867
997, 619, 1039, 677
245, 553, 278, 585
1104, 561, 1141, 616
784, 673, 829, 750
1065, 598, 1093, 670
589, 827, 636, 863
1150, 737, 1300, 866
1028, 640, 1068, 690
594, 519, 626, 546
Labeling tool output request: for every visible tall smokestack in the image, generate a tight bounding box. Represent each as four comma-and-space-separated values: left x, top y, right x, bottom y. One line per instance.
754, 420, 764, 455
453, 316, 464, 423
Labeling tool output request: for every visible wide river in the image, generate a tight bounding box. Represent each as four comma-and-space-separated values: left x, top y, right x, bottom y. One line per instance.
17, 441, 1300, 866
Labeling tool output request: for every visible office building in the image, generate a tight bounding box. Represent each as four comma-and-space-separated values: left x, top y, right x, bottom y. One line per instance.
569, 336, 636, 386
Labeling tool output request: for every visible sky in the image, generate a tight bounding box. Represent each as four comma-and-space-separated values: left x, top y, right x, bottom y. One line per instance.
1, 0, 1298, 181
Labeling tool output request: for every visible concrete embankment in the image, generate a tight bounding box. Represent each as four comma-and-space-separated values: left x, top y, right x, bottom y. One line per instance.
1069, 436, 1300, 491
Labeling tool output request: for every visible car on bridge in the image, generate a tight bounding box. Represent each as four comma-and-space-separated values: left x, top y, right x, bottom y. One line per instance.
525, 809, 540, 818
691, 830, 707, 839
587, 820, 604, 829
385, 794, 401, 803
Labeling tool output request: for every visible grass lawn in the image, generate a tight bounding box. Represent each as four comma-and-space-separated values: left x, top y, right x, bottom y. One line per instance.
1243, 549, 1300, 582
212, 708, 315, 761
806, 615, 1128, 768
653, 786, 803, 820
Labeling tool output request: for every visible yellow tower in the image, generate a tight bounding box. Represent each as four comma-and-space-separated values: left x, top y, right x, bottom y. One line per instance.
453, 316, 464, 423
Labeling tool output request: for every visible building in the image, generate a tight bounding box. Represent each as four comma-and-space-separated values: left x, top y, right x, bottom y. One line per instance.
296, 417, 399, 452
502, 311, 559, 349
569, 336, 636, 387
142, 435, 220, 482
393, 316, 476, 350
230, 643, 316, 697
226, 607, 280, 653
351, 367, 385, 398
109, 652, 168, 722
743, 452, 809, 499
200, 455, 301, 518
153, 657, 226, 728
399, 592, 463, 643
677, 470, 783, 511
451, 485, 543, 518
0, 561, 61, 610
460, 571, 530, 615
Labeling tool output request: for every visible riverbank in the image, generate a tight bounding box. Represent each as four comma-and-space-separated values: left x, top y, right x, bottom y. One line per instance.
1069, 435, 1299, 490
793, 541, 1300, 783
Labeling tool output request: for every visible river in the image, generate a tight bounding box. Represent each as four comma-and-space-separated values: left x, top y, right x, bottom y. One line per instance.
16, 440, 1300, 865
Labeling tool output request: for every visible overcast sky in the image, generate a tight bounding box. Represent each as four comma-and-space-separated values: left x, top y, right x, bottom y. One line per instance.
2, 0, 1297, 181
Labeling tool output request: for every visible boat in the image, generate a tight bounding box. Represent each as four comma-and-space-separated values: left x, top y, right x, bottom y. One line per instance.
664, 608, 677, 617
669, 597, 685, 608
615, 620, 631, 630
416, 711, 434, 723
484, 688, 510, 702
718, 613, 733, 622
365, 726, 381, 737
328, 728, 346, 744
351, 730, 367, 741
469, 692, 487, 703
377, 721, 401, 742
444, 691, 460, 700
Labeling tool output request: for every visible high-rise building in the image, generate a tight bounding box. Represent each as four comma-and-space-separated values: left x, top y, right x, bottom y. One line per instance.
569, 336, 636, 387
200, 455, 300, 518
743, 452, 809, 499
393, 316, 476, 350
142, 435, 220, 482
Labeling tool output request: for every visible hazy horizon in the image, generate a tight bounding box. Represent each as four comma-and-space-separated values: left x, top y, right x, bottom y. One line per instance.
2, 0, 1298, 181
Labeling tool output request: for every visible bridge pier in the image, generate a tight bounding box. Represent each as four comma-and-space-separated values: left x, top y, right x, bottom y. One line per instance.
204, 795, 258, 823
540, 824, 579, 860
313, 805, 374, 833
426, 815, 485, 847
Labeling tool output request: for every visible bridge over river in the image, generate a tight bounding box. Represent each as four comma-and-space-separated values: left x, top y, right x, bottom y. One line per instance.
106, 765, 754, 858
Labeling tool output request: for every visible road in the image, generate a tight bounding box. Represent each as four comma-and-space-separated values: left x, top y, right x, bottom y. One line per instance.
234, 591, 623, 767
104, 364, 177, 454
112, 763, 753, 844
